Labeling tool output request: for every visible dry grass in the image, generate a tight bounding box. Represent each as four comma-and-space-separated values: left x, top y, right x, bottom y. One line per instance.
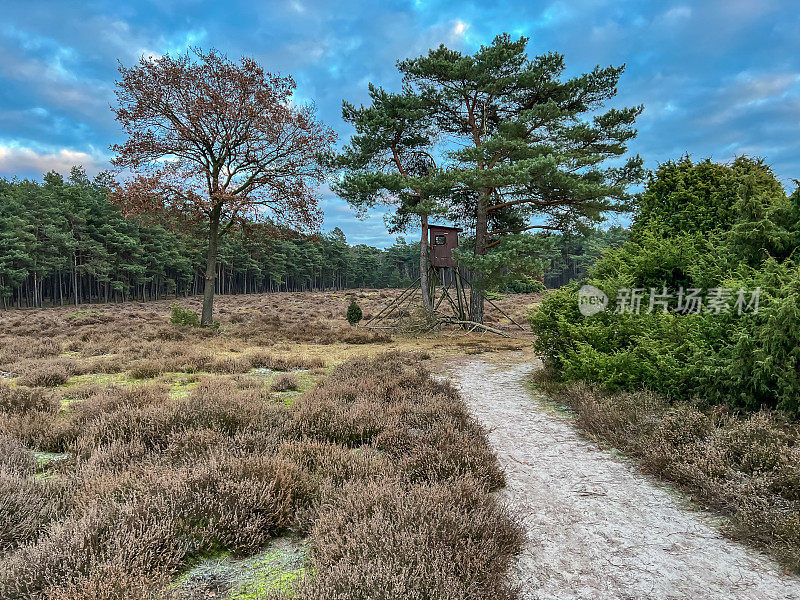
0, 291, 534, 597
0, 290, 535, 386
536, 377, 800, 572
0, 306, 524, 600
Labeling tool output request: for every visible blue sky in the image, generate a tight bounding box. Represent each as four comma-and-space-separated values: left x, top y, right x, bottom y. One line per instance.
0, 0, 798, 247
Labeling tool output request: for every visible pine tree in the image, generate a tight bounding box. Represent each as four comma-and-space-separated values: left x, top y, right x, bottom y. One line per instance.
334, 85, 444, 312
399, 34, 644, 322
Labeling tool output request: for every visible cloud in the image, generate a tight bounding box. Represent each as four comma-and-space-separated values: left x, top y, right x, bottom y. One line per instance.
0, 0, 798, 245
0, 143, 108, 177
660, 6, 692, 23
732, 71, 800, 103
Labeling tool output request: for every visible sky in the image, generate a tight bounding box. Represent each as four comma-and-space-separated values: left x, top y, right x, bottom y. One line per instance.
0, 0, 798, 247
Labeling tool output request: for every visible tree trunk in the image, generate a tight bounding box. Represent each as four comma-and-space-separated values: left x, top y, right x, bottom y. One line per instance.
469, 189, 488, 323
72, 254, 78, 306
419, 213, 432, 312
201, 207, 221, 326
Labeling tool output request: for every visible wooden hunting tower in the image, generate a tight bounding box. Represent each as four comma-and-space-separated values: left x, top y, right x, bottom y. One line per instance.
429, 225, 462, 268
363, 222, 524, 334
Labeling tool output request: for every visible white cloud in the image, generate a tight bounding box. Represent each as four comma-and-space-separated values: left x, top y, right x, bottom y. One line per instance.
661, 6, 692, 22
733, 71, 800, 102
0, 144, 108, 176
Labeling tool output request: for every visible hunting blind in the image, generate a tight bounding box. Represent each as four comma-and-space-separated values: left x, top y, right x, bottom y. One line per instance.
362, 222, 524, 335
429, 225, 461, 268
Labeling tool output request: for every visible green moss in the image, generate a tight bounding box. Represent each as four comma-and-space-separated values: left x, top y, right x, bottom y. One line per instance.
172, 537, 309, 600
59, 372, 136, 408
31, 451, 70, 481
160, 372, 202, 398
250, 368, 319, 406
32, 451, 69, 467
229, 560, 306, 599
63, 372, 131, 388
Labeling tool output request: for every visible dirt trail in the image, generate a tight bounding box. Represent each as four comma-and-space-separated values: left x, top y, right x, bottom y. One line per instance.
448, 355, 800, 600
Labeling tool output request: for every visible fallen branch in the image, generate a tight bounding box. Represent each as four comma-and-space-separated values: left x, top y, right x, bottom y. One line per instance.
437, 318, 511, 337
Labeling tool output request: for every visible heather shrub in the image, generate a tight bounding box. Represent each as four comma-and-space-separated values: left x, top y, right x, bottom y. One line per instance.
209, 355, 252, 374
0, 435, 37, 476
0, 382, 60, 414
17, 361, 72, 387
248, 351, 325, 371
0, 351, 519, 598
272, 372, 300, 392
393, 420, 505, 490
71, 383, 286, 457
0, 473, 69, 552
296, 478, 523, 600
128, 359, 165, 379
163, 349, 213, 373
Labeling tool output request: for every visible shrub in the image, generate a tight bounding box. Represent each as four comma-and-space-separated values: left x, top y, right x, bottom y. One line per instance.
346, 300, 362, 326
272, 373, 300, 392
248, 351, 324, 371
17, 361, 73, 388
0, 435, 37, 476
530, 164, 800, 415
0, 472, 69, 553
208, 355, 252, 374
0, 352, 519, 598
128, 360, 164, 380
169, 304, 200, 327
295, 478, 523, 600
0, 382, 60, 414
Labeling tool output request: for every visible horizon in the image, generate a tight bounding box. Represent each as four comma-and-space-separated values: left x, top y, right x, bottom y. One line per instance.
0, 0, 798, 247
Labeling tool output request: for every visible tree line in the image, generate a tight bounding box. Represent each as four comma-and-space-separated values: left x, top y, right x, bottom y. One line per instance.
0, 168, 423, 308
3, 36, 642, 315
0, 166, 618, 309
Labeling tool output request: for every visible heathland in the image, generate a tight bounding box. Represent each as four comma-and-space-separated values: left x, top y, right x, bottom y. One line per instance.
0, 291, 535, 599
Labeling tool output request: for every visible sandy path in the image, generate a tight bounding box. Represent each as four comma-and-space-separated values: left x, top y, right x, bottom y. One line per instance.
448, 356, 800, 600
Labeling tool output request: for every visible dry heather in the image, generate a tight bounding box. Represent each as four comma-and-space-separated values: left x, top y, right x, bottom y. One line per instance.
0, 290, 535, 383
540, 379, 800, 571
0, 350, 523, 599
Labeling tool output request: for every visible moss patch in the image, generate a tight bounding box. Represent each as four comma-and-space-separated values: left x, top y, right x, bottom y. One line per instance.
62, 372, 132, 388
172, 537, 308, 599
159, 372, 203, 399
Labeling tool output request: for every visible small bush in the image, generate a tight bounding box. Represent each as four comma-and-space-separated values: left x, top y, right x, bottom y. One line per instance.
0, 435, 37, 476
208, 355, 252, 374
17, 363, 72, 388
272, 373, 300, 392
0, 382, 60, 414
128, 360, 164, 380
346, 300, 362, 327
296, 478, 523, 600
169, 304, 200, 327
